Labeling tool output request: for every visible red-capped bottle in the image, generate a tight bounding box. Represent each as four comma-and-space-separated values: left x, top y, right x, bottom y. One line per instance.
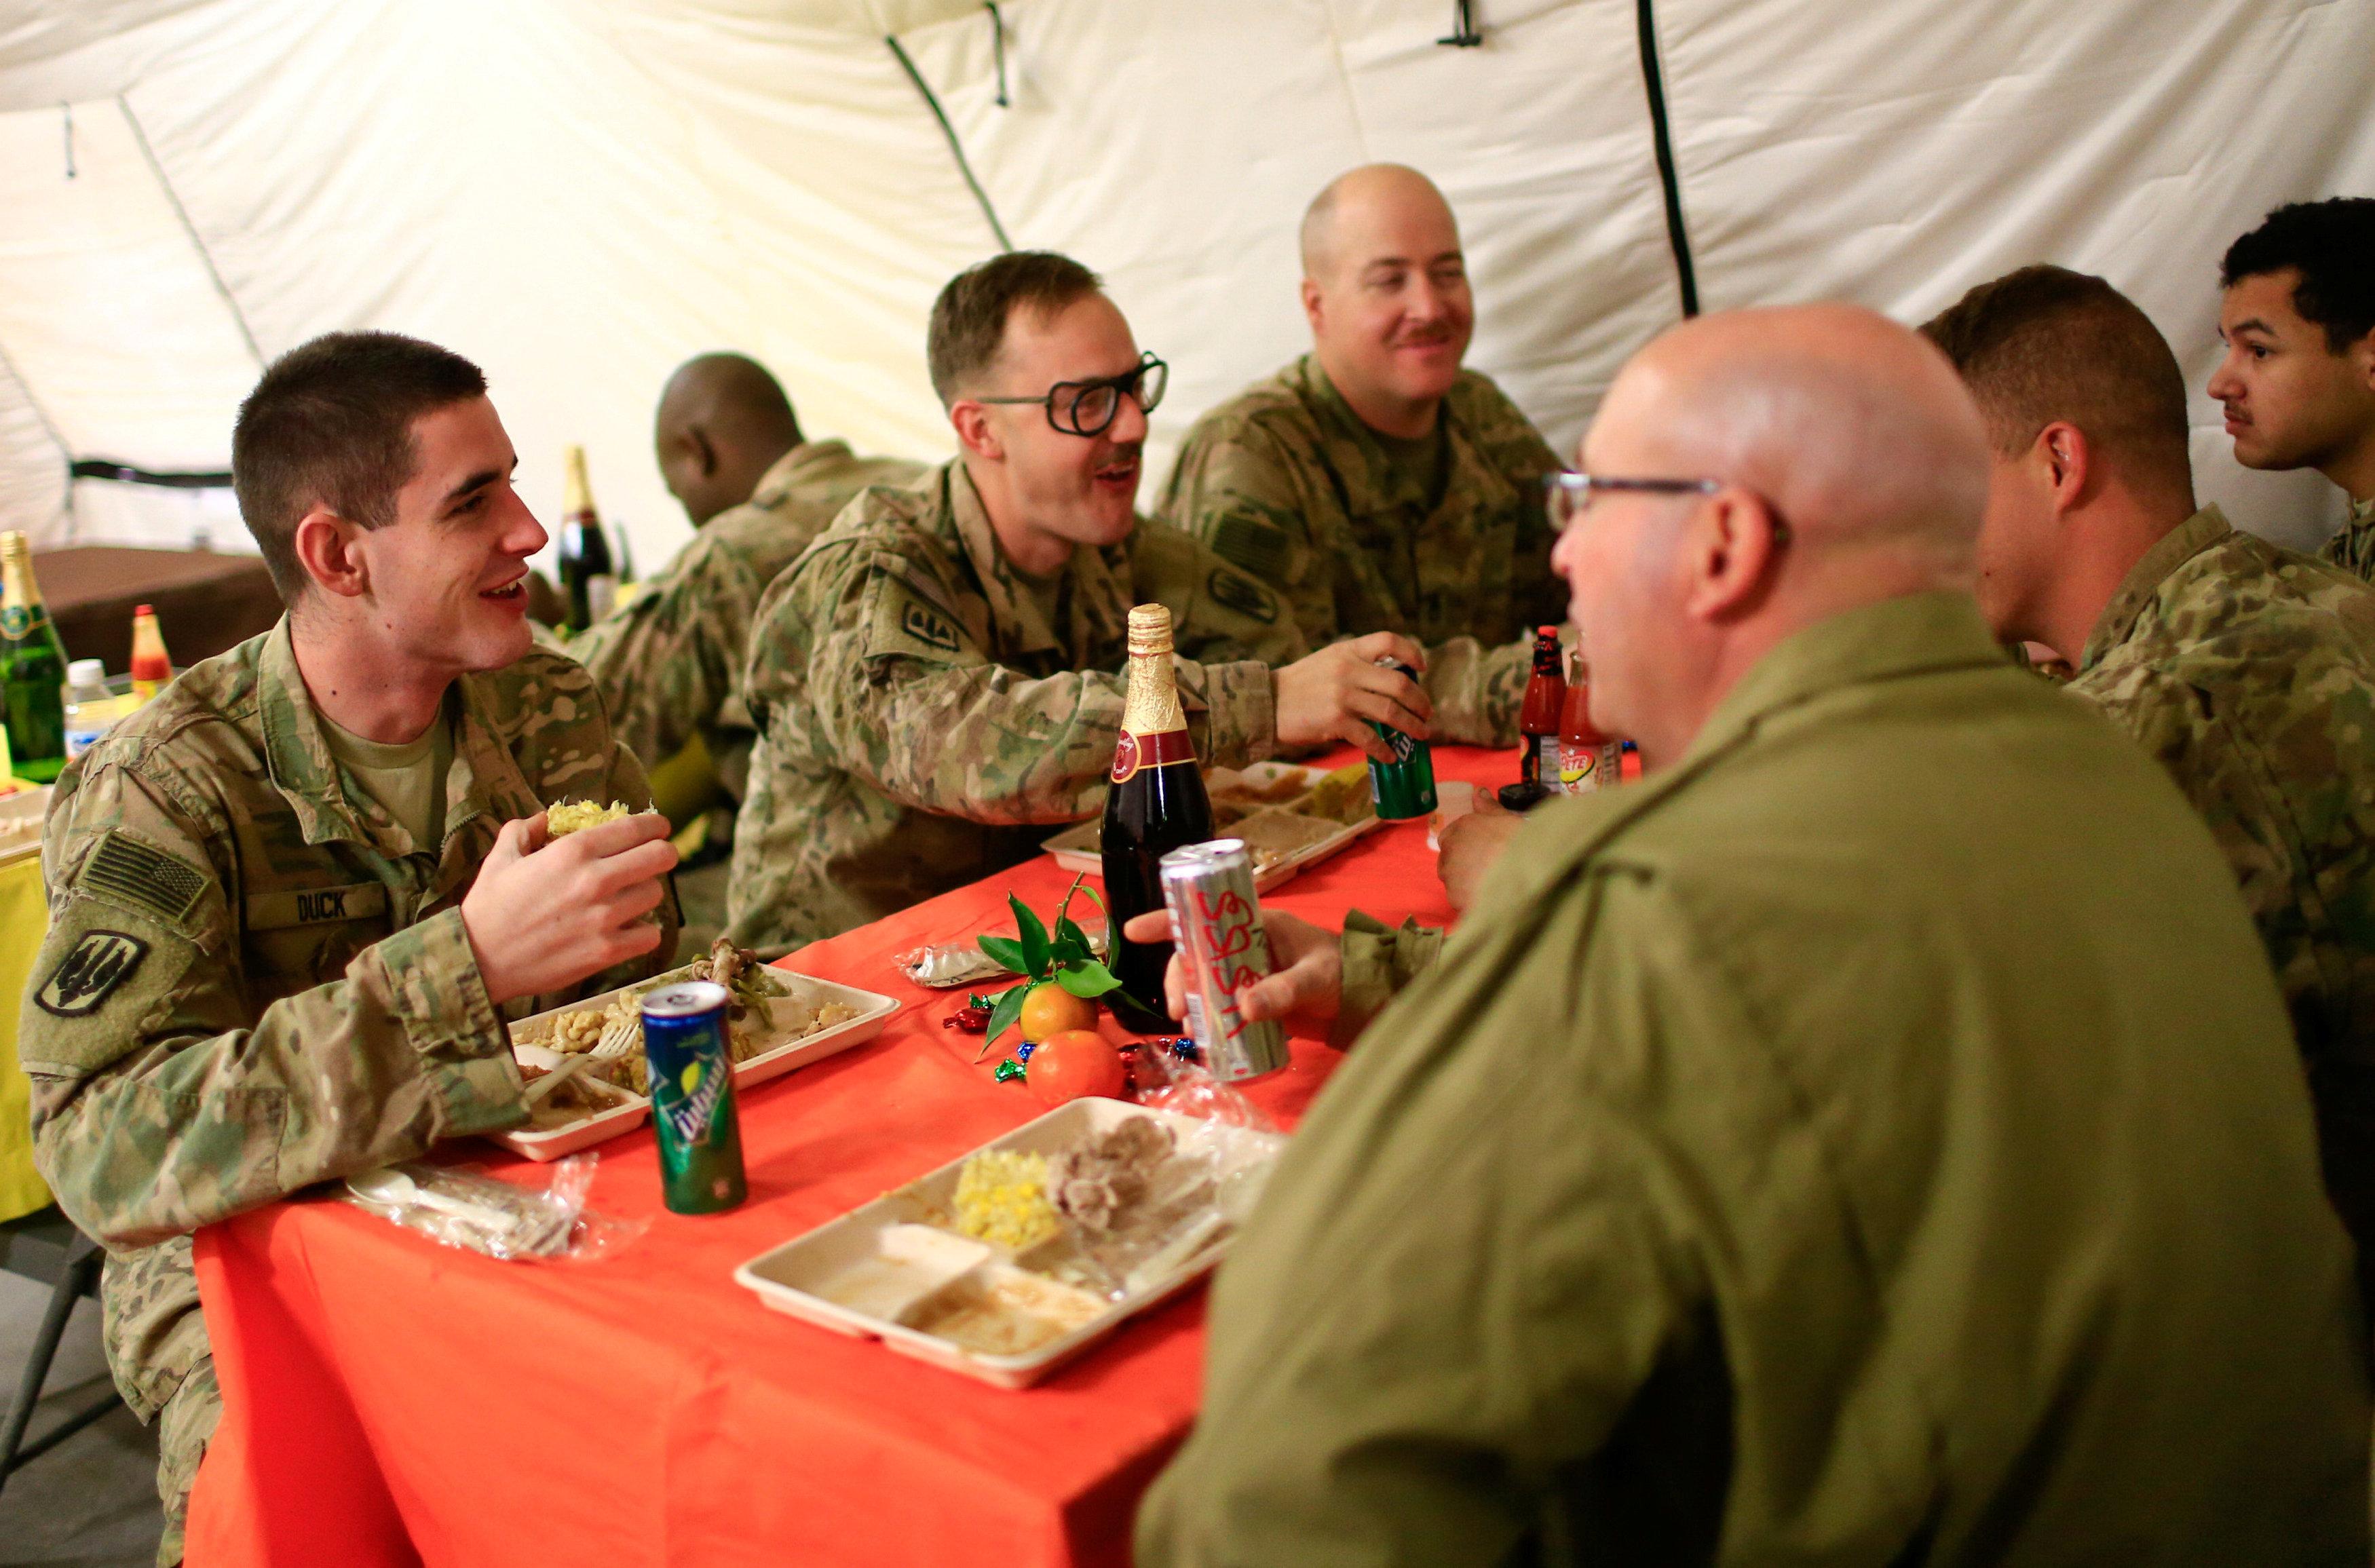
1558, 646, 1625, 795
1517, 626, 1565, 791
1101, 604, 1213, 1033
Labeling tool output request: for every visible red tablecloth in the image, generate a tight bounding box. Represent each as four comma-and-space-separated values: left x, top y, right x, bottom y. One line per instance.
186, 745, 1517, 1567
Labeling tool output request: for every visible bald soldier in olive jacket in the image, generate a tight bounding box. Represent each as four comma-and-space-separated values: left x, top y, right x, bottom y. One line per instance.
1136, 307, 2369, 1566
726, 253, 1437, 955
21, 335, 679, 1566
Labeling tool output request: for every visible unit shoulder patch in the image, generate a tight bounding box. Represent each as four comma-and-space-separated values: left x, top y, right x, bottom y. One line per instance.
1206, 567, 1279, 625
867, 576, 970, 660
35, 929, 151, 1018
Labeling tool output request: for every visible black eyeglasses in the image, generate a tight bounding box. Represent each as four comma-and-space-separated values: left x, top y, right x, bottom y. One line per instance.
1544, 470, 1791, 547
975, 352, 1168, 437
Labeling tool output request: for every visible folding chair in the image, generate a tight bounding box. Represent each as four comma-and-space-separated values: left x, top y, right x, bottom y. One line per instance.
0, 1204, 119, 1497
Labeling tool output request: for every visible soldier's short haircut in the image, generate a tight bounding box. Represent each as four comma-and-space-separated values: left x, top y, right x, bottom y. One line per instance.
927, 251, 1103, 406
2221, 199, 2375, 354
1920, 265, 2191, 489
232, 331, 488, 603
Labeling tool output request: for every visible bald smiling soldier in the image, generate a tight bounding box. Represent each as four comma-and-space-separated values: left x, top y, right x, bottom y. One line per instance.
1134, 305, 2370, 1565
1159, 165, 1563, 744
569, 354, 924, 801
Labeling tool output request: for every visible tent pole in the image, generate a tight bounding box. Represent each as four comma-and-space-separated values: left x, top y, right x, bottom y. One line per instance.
886, 36, 1014, 253
1633, 0, 1699, 318
117, 95, 266, 370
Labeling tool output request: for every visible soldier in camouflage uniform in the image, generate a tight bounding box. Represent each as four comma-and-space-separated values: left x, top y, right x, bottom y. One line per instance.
2209, 199, 2375, 578
726, 252, 1435, 955
1159, 166, 1563, 742
20, 334, 679, 1565
571, 355, 926, 799
1929, 266, 2375, 1303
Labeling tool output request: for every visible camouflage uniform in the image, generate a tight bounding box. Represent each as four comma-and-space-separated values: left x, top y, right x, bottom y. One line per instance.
569, 440, 926, 798
1158, 353, 1565, 744
18, 622, 675, 1565
2071, 505, 2375, 1300
2318, 491, 2375, 585
726, 459, 1306, 955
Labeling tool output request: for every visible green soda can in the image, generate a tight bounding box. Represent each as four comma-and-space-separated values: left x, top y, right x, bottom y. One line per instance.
641, 980, 747, 1214
1365, 659, 1437, 821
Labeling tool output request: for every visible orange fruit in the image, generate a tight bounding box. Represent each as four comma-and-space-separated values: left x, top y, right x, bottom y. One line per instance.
1030, 1030, 1126, 1104
1018, 982, 1099, 1043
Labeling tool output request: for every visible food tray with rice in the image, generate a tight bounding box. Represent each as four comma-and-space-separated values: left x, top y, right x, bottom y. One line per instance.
1039, 761, 1383, 891
491, 936, 900, 1160
0, 783, 51, 868
734, 1097, 1285, 1388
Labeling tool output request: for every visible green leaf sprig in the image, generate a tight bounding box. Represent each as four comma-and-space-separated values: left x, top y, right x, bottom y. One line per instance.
973, 874, 1134, 1058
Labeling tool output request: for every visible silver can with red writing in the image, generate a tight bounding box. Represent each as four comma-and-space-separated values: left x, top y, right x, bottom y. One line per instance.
1158, 839, 1289, 1082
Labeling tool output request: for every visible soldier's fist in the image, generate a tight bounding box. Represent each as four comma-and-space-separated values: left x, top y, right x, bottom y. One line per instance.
461, 809, 679, 1006
1273, 632, 1432, 763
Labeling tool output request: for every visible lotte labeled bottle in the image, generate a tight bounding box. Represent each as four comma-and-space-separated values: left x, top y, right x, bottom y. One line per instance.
1558, 645, 1625, 795
556, 444, 617, 633
1101, 603, 1213, 1034
0, 531, 70, 782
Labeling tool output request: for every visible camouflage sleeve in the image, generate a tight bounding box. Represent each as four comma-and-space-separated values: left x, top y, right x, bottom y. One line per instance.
20, 767, 527, 1252
2319, 505, 2375, 586
1160, 418, 1344, 653
1420, 633, 1530, 748
1334, 909, 1444, 1047
565, 530, 759, 773
772, 560, 1279, 826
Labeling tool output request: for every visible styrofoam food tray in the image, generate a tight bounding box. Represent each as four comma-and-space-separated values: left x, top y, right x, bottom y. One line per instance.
1040, 762, 1382, 892
734, 1097, 1285, 1388
0, 783, 52, 868
489, 963, 900, 1160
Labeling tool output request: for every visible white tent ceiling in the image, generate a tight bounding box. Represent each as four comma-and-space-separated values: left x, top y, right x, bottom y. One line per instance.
0, 0, 2368, 574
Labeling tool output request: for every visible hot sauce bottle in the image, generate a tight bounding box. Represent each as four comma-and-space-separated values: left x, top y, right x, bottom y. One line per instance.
1499, 625, 1565, 811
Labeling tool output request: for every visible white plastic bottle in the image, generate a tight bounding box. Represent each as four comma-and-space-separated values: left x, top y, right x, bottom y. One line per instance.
62, 658, 113, 761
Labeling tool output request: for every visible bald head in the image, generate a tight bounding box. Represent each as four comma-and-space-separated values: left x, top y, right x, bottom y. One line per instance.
1603, 304, 1990, 575
1298, 165, 1475, 440
653, 353, 803, 526
1557, 305, 1992, 769
1300, 164, 1456, 281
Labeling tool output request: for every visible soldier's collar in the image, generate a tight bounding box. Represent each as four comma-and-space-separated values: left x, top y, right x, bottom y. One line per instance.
257, 619, 380, 847
947, 459, 1129, 659
2079, 505, 2232, 672
1684, 590, 2010, 769
1295, 353, 1453, 509
750, 438, 856, 508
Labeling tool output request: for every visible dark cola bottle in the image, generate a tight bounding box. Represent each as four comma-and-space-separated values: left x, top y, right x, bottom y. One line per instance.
1101, 603, 1213, 1033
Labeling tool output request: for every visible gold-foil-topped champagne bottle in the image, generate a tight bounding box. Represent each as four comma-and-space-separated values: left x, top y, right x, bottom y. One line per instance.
0, 531, 69, 782
1101, 604, 1213, 1033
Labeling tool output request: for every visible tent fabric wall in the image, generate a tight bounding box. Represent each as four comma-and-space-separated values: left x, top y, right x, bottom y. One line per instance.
0, 0, 2367, 571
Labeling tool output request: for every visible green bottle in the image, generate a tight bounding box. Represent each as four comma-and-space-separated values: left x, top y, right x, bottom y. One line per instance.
1, 531, 70, 783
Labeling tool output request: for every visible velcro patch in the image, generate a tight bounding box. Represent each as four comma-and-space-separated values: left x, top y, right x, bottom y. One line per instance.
35, 929, 151, 1018
245, 883, 390, 931
79, 833, 208, 928
1206, 567, 1279, 625
1211, 514, 1292, 581
868, 579, 968, 659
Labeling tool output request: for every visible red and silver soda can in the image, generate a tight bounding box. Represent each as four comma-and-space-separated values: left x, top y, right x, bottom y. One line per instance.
1158, 839, 1289, 1082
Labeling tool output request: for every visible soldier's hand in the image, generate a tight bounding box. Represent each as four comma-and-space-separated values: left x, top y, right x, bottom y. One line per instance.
1121, 909, 1343, 1031
1274, 632, 1433, 764
1438, 792, 1519, 912
462, 811, 679, 1006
